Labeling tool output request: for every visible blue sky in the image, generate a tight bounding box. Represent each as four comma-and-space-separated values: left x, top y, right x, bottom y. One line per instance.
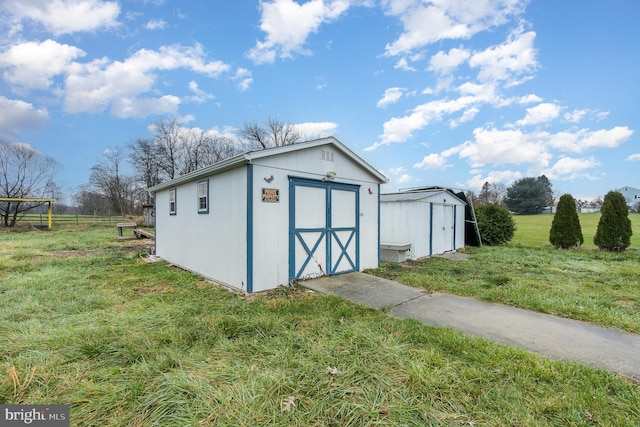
1, 0, 638, 203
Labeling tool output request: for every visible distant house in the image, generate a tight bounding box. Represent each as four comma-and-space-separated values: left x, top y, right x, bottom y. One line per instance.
617, 186, 640, 210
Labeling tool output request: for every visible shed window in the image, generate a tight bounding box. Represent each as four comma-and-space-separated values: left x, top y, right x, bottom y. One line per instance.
169, 189, 177, 215
197, 180, 209, 214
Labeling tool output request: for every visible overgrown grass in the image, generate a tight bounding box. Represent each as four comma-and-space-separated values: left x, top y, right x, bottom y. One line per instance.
1, 225, 639, 425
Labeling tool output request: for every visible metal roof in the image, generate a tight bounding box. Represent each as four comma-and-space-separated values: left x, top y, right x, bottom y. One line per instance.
381, 189, 466, 204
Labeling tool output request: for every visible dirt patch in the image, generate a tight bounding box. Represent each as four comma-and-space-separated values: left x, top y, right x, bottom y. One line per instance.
435, 251, 471, 261
45, 249, 106, 259
118, 239, 155, 254
132, 284, 174, 295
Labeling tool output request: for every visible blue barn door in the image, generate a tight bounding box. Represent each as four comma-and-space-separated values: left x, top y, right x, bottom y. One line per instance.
289, 178, 359, 281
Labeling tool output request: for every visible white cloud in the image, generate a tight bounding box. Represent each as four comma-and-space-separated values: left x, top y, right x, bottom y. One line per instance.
469, 26, 538, 85
145, 19, 167, 30
294, 121, 338, 139
626, 153, 640, 161
0, 39, 86, 91
4, 0, 120, 35
187, 81, 214, 103
388, 167, 405, 175
383, 0, 526, 56
450, 106, 479, 128
465, 169, 523, 190
377, 87, 404, 107
413, 152, 452, 170
246, 0, 352, 64
563, 109, 587, 123
518, 94, 542, 104
544, 156, 600, 179
234, 68, 253, 92
459, 127, 552, 169
64, 44, 232, 116
394, 57, 416, 71
0, 96, 49, 138
547, 126, 633, 153
110, 95, 181, 118
369, 95, 478, 149
396, 173, 412, 184
428, 47, 470, 74
563, 108, 608, 123
516, 102, 561, 126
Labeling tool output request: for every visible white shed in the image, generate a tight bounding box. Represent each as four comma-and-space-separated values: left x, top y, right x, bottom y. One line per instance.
148, 137, 387, 293
380, 189, 466, 260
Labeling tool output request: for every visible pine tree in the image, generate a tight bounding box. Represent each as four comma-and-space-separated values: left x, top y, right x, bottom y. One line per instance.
594, 191, 632, 251
549, 194, 583, 249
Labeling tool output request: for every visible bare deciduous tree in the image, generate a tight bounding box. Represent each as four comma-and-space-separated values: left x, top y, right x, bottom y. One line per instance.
478, 181, 507, 205
152, 118, 184, 180
128, 138, 161, 204
73, 185, 111, 216
181, 127, 237, 174
0, 141, 58, 227
147, 118, 238, 181
89, 148, 137, 216
240, 117, 304, 150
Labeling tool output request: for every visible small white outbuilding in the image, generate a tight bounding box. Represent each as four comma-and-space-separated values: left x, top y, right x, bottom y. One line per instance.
380, 188, 466, 260
148, 137, 387, 293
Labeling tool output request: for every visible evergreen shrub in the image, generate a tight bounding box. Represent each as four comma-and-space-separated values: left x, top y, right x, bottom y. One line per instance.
594, 191, 632, 251
549, 194, 583, 249
475, 203, 516, 246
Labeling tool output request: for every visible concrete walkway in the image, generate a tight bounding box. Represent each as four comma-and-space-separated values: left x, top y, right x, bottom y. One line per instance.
302, 272, 640, 381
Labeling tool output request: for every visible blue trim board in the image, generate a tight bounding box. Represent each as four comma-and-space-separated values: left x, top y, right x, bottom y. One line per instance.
246, 164, 254, 293
429, 203, 433, 256
453, 205, 457, 250
288, 178, 296, 280
377, 183, 380, 265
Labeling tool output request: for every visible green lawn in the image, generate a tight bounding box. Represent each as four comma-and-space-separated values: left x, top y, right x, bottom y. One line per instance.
1, 225, 639, 426
511, 212, 640, 248
369, 212, 640, 334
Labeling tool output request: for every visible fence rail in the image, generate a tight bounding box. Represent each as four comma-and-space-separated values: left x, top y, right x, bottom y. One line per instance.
20, 214, 131, 226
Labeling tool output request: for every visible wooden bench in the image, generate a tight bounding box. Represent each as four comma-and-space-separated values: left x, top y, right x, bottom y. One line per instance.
133, 228, 155, 240
117, 222, 138, 240
380, 243, 412, 263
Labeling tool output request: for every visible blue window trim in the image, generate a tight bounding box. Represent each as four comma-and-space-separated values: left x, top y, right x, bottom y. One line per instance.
169, 188, 177, 216
197, 179, 209, 214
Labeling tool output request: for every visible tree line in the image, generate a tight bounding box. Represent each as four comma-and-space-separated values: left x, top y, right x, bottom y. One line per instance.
0, 118, 306, 224
470, 175, 626, 214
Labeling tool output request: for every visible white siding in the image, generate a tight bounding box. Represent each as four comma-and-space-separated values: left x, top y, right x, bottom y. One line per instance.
250, 163, 291, 292
155, 167, 248, 290
380, 190, 466, 259
380, 201, 430, 259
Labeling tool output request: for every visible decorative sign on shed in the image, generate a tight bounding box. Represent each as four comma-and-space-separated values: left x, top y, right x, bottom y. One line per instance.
262, 188, 279, 203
